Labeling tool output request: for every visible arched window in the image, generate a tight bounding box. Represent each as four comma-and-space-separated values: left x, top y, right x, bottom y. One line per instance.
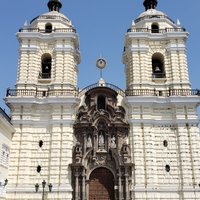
97, 95, 106, 110
45, 23, 52, 33
40, 54, 52, 79
152, 53, 166, 78
151, 23, 159, 33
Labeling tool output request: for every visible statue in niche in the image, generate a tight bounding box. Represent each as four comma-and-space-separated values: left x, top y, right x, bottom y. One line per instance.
86, 136, 92, 148
110, 135, 116, 148
98, 131, 105, 148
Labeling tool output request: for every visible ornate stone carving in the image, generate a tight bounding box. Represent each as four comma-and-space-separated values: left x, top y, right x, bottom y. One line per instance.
71, 87, 133, 200
110, 135, 116, 148
86, 136, 92, 148
74, 142, 82, 164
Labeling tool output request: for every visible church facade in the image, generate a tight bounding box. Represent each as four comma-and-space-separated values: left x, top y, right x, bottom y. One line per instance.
4, 0, 200, 199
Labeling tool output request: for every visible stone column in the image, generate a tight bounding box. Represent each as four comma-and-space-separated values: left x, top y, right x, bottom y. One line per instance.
75, 170, 79, 200
118, 171, 122, 200
83, 132, 86, 154
82, 170, 86, 200
93, 130, 98, 157
125, 168, 130, 200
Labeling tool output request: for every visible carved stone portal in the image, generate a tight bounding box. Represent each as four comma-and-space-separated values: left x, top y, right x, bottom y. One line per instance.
71, 87, 133, 200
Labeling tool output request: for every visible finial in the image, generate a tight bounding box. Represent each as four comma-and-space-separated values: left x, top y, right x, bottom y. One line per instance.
23, 20, 28, 27
143, 0, 158, 11
48, 0, 62, 12
176, 19, 181, 27
96, 58, 107, 79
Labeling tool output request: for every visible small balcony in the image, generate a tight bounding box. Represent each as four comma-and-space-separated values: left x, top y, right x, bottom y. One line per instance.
152, 73, 166, 79
38, 72, 51, 79
38, 72, 51, 83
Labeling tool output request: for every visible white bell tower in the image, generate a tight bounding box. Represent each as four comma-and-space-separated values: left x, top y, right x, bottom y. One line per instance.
5, 1, 80, 199
16, 0, 80, 91
123, 0, 190, 92
123, 0, 200, 199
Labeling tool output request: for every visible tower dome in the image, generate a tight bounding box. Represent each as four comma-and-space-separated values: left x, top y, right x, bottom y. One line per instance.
135, 0, 174, 25
30, 0, 72, 27
138, 9, 165, 19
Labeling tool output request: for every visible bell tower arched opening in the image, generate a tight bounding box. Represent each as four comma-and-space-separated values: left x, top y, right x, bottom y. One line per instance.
152, 53, 166, 78
40, 53, 52, 79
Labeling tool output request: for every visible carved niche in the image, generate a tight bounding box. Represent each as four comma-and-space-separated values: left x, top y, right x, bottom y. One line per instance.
71, 87, 133, 200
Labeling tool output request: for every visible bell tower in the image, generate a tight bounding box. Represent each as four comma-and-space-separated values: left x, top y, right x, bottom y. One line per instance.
123, 0, 190, 91
5, 1, 80, 199
123, 1, 200, 199
16, 0, 80, 91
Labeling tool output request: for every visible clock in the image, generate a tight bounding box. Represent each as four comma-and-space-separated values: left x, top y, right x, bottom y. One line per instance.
96, 58, 106, 69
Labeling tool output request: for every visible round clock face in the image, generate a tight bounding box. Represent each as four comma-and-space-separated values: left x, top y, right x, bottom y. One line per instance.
96, 58, 106, 69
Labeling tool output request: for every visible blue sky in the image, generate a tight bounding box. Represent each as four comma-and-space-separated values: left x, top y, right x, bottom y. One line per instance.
0, 0, 200, 111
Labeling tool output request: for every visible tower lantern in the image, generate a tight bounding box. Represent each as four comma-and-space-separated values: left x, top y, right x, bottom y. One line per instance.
143, 0, 158, 10
47, 0, 62, 12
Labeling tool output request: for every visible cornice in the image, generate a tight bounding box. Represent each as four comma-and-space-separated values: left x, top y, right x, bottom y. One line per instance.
5, 96, 80, 105
127, 118, 199, 126
7, 185, 73, 193
124, 96, 200, 105
132, 187, 200, 193
125, 31, 188, 40
12, 119, 76, 126
16, 31, 78, 41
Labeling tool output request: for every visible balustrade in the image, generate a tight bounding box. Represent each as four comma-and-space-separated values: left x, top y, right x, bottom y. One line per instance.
125, 89, 200, 97
19, 27, 76, 33
127, 27, 186, 33
6, 88, 78, 97
6, 87, 200, 98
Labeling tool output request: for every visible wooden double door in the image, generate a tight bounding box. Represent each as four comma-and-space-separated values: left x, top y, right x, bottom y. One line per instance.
89, 168, 115, 200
